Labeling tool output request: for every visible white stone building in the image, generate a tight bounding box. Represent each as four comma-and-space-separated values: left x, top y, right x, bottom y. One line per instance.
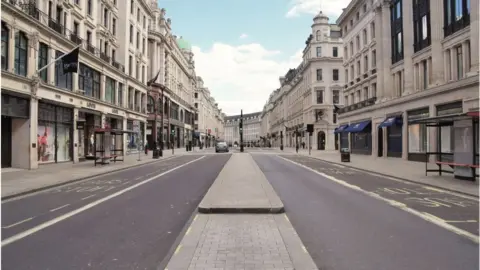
146, 5, 197, 149
1, 0, 149, 169
335, 0, 478, 162
194, 76, 225, 147
262, 11, 344, 151
224, 112, 261, 146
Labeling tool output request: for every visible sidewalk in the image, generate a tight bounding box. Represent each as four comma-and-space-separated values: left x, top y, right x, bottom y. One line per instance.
1, 148, 191, 199
280, 147, 479, 197
166, 153, 318, 270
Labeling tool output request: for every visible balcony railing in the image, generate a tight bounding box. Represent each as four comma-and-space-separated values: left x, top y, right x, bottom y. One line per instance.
5, 2, 126, 74
337, 97, 377, 114
100, 52, 110, 63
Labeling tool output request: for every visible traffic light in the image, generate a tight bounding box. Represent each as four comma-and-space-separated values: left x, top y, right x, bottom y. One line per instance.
171, 129, 175, 135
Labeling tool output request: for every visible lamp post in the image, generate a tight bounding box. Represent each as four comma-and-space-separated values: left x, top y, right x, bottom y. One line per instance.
159, 87, 164, 157
240, 110, 244, 152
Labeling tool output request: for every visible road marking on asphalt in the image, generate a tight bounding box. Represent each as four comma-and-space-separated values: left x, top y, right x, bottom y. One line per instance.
134, 176, 142, 181
146, 172, 155, 177
49, 204, 70, 212
81, 195, 95, 200
301, 156, 479, 201
422, 212, 478, 223
121, 181, 131, 185
2, 217, 34, 229
174, 245, 182, 255
185, 227, 192, 235
1, 156, 206, 247
279, 156, 480, 244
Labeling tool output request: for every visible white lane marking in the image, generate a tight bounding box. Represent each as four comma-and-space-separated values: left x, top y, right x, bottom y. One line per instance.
134, 176, 142, 181
81, 195, 96, 201
146, 172, 155, 177
279, 156, 480, 244
1, 156, 205, 247
304, 156, 479, 201
49, 204, 70, 212
121, 181, 131, 185
2, 217, 34, 229
103, 186, 115, 192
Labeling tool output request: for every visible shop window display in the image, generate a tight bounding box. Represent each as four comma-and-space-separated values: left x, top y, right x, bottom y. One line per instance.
37, 124, 56, 163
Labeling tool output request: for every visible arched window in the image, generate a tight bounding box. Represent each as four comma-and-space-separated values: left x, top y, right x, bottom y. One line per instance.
147, 95, 155, 113
316, 30, 321, 41
14, 31, 28, 76
1, 22, 9, 70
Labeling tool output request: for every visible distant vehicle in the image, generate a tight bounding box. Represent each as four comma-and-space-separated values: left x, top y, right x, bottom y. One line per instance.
215, 141, 229, 153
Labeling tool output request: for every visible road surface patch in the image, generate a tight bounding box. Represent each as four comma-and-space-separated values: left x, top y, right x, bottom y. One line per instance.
279, 155, 479, 243
1, 156, 206, 247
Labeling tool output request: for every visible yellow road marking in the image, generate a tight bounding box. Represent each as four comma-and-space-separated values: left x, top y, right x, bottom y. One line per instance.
174, 245, 182, 255
185, 227, 192, 235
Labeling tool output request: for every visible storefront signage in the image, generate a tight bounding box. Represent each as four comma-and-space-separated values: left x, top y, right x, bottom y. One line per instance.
112, 108, 119, 114
86, 102, 96, 109
76, 121, 85, 130
55, 94, 61, 100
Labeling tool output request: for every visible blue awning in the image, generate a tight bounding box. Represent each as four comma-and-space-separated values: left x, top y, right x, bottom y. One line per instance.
344, 120, 371, 133
334, 124, 349, 134
378, 116, 403, 128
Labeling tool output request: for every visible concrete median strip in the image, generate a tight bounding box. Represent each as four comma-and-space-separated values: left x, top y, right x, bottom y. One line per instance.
198, 153, 285, 214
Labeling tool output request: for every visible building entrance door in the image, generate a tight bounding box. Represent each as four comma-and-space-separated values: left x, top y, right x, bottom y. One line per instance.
317, 131, 326, 150
1, 116, 12, 168
378, 128, 383, 157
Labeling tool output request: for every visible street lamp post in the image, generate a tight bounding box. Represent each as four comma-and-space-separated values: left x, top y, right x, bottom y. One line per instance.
159, 86, 164, 157
240, 110, 244, 152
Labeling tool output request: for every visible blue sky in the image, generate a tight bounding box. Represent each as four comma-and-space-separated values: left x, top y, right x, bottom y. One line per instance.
158, 0, 351, 115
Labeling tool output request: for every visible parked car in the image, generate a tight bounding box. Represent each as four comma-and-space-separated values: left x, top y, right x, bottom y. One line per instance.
215, 141, 229, 153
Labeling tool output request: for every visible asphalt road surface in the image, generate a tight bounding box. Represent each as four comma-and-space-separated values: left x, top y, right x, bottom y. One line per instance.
2, 154, 231, 270
254, 154, 479, 270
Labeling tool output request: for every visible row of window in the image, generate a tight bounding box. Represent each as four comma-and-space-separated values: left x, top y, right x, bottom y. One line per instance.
391, 0, 471, 64
343, 83, 377, 107
129, 24, 147, 54
316, 68, 340, 81
315, 90, 341, 104
315, 46, 339, 58
346, 50, 376, 83
345, 22, 375, 60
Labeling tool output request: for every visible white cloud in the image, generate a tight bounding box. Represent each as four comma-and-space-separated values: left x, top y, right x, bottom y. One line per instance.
286, 0, 351, 20
192, 43, 303, 116
239, 33, 248, 39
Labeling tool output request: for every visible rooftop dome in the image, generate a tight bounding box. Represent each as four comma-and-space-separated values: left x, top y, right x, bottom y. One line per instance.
176, 36, 192, 51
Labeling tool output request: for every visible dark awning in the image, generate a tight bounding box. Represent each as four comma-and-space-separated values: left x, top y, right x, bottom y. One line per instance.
344, 120, 371, 133
378, 116, 403, 128
94, 128, 136, 134
334, 124, 349, 134
409, 112, 476, 126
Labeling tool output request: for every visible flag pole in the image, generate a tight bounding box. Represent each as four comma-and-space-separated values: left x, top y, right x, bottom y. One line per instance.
36, 44, 81, 75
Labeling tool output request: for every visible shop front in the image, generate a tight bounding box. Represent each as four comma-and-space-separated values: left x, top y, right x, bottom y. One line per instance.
104, 115, 124, 155
378, 115, 403, 158
334, 124, 349, 150
126, 120, 144, 153
407, 108, 430, 162
37, 101, 73, 164
344, 120, 372, 155
77, 110, 102, 160
1, 93, 30, 168
435, 101, 463, 162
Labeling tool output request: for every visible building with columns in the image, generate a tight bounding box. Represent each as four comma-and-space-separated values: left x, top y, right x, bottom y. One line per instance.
224, 112, 262, 147
194, 77, 225, 147
146, 5, 196, 149
335, 0, 478, 161
1, 0, 149, 169
261, 11, 344, 151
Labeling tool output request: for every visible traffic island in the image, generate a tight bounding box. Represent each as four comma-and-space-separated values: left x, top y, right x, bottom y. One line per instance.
198, 153, 285, 214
